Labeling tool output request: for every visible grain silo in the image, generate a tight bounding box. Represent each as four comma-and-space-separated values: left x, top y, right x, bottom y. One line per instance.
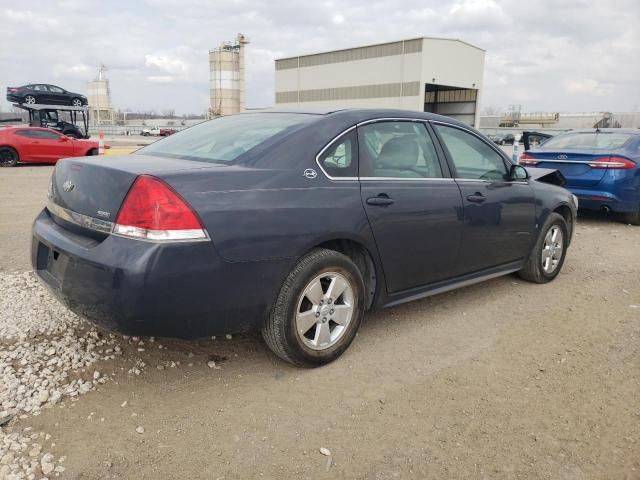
87, 65, 114, 125
209, 33, 249, 117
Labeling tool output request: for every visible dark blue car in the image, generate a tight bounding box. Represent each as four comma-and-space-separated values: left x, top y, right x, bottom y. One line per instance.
32, 109, 577, 366
520, 129, 640, 225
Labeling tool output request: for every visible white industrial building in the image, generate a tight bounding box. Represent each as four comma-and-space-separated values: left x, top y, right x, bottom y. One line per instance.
275, 36, 485, 126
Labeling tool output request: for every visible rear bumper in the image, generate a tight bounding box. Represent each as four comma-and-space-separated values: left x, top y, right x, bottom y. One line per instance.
31, 209, 292, 338
569, 185, 639, 213
6, 93, 22, 103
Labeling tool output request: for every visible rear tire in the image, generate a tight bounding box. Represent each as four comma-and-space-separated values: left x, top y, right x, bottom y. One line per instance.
622, 204, 640, 226
24, 95, 36, 105
518, 213, 569, 284
262, 248, 365, 367
0, 147, 19, 167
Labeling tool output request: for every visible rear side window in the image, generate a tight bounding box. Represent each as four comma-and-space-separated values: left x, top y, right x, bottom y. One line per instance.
434, 124, 507, 181
318, 130, 357, 178
541, 132, 634, 150
358, 121, 443, 178
137, 113, 315, 164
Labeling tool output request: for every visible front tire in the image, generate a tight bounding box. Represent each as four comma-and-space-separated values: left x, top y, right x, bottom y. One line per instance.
71, 97, 83, 107
518, 213, 569, 283
0, 147, 19, 167
262, 248, 365, 367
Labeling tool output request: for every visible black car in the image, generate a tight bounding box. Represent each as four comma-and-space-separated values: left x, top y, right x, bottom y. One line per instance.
7, 84, 87, 107
32, 109, 577, 367
490, 133, 516, 145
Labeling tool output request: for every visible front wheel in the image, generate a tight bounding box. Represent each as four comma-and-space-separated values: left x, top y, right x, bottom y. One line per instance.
518, 213, 569, 283
262, 248, 365, 367
71, 97, 83, 107
0, 147, 19, 167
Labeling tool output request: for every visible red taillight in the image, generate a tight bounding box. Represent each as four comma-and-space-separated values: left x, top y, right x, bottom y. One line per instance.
114, 175, 208, 242
588, 156, 636, 170
519, 153, 539, 166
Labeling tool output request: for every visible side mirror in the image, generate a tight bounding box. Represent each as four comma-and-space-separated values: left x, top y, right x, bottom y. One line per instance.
509, 164, 528, 181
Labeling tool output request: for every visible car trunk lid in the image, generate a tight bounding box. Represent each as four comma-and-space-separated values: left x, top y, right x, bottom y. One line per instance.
520, 149, 609, 187
50, 154, 225, 225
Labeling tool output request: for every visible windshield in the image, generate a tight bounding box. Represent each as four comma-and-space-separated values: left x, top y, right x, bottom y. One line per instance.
541, 132, 634, 150
136, 113, 316, 164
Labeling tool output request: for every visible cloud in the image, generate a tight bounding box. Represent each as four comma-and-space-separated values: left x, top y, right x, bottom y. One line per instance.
0, 0, 638, 115
144, 55, 188, 75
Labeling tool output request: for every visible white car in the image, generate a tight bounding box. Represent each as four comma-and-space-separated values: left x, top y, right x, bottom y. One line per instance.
141, 127, 161, 136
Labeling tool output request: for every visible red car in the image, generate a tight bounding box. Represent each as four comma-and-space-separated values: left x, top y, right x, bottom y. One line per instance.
0, 127, 105, 167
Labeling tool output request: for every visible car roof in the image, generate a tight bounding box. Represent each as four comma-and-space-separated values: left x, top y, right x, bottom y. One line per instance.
245, 108, 471, 128
561, 128, 640, 135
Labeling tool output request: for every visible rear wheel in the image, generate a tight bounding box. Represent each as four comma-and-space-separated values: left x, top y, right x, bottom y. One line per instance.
518, 213, 569, 283
0, 147, 19, 167
622, 204, 640, 226
262, 248, 365, 367
24, 95, 36, 105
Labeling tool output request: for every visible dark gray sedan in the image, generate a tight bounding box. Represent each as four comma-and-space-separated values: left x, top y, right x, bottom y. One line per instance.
32, 109, 577, 366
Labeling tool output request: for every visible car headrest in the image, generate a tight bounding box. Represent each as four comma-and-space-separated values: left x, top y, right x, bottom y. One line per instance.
378, 137, 419, 169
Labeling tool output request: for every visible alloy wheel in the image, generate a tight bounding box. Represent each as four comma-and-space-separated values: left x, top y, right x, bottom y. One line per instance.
541, 226, 563, 274
0, 148, 17, 167
72, 98, 82, 106
24, 96, 36, 105
295, 271, 355, 351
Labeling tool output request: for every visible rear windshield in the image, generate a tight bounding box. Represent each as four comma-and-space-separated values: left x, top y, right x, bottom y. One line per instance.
541, 132, 634, 150
136, 113, 315, 164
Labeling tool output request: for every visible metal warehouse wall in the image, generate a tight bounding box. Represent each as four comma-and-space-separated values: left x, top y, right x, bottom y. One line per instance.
274, 37, 485, 126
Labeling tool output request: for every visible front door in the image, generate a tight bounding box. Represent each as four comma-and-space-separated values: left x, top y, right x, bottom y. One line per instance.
358, 120, 465, 293
28, 129, 75, 162
432, 122, 536, 273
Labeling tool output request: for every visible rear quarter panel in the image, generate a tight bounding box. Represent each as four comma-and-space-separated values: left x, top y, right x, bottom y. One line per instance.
168, 168, 376, 263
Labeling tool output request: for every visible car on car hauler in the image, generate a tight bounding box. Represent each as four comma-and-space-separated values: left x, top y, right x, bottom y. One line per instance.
32, 109, 577, 366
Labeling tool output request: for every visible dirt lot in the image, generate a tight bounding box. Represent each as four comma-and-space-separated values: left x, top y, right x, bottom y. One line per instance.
1, 164, 639, 479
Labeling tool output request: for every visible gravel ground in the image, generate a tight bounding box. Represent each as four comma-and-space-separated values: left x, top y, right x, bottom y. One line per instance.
0, 165, 639, 479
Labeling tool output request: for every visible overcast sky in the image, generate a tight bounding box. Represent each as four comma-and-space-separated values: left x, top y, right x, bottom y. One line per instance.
1, 0, 638, 115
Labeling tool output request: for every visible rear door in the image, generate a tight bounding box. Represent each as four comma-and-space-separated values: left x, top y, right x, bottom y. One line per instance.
356, 120, 465, 293
432, 122, 536, 273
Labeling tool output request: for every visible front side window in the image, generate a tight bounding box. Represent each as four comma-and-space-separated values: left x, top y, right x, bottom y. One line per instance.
36, 130, 62, 140
17, 129, 61, 140
358, 121, 443, 178
434, 124, 507, 181
318, 130, 357, 178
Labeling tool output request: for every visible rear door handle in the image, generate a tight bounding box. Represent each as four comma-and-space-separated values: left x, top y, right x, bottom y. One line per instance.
467, 193, 486, 203
367, 195, 394, 206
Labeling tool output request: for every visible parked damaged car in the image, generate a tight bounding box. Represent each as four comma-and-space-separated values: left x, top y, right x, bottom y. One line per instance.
32, 109, 577, 366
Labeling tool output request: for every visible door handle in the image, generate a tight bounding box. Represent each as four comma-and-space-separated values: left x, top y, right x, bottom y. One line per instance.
367, 195, 394, 206
467, 193, 486, 203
